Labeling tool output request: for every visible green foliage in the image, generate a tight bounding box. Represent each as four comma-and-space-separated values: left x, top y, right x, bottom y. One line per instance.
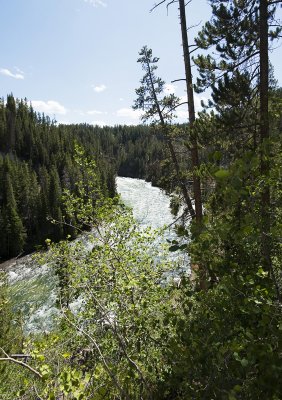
158, 126, 282, 399
0, 149, 179, 399
1, 3, 282, 399
0, 272, 26, 399
41, 205, 176, 399
0, 94, 168, 260
0, 168, 26, 258
133, 46, 180, 124
160, 272, 282, 399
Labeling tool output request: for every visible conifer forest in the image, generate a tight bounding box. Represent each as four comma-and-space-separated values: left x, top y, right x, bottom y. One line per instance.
0, 1, 282, 399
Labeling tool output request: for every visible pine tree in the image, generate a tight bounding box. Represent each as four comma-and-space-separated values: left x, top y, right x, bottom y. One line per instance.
134, 46, 196, 219
1, 171, 26, 258
5, 94, 16, 152
194, 0, 281, 292
0, 98, 6, 151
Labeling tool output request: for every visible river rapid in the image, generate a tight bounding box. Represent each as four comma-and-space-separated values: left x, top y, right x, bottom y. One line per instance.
2, 177, 187, 332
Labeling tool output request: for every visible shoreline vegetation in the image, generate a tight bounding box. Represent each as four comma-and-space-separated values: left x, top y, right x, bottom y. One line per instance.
1, 0, 282, 398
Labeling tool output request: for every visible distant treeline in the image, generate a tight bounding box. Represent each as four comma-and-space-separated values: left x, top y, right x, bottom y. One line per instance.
0, 94, 166, 260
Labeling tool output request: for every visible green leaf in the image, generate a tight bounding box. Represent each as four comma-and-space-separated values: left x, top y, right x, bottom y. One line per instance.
213, 150, 222, 161
240, 358, 248, 367
214, 169, 230, 179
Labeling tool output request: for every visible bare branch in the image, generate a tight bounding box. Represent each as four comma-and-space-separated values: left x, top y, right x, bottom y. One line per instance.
171, 78, 186, 83
189, 46, 201, 54
150, 0, 167, 12
187, 20, 202, 31
10, 354, 32, 359
0, 348, 42, 379
167, 0, 178, 8
169, 101, 189, 112
150, 0, 177, 14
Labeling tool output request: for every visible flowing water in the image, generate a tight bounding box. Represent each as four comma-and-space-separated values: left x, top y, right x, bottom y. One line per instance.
116, 177, 183, 243
117, 177, 176, 229
2, 177, 187, 332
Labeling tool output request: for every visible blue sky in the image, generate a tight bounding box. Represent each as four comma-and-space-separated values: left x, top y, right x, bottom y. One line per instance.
0, 0, 281, 126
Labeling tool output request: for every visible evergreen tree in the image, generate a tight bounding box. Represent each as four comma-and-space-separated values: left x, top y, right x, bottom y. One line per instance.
194, 0, 281, 290
49, 166, 63, 240
134, 46, 196, 219
0, 93, 168, 258
5, 94, 16, 151
0, 98, 6, 150
1, 171, 26, 258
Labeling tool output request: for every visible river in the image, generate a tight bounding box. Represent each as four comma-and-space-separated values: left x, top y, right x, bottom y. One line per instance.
117, 177, 178, 229
2, 177, 187, 332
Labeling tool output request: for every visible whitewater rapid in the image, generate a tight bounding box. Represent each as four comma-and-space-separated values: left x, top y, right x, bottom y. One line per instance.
117, 177, 177, 229
2, 177, 186, 332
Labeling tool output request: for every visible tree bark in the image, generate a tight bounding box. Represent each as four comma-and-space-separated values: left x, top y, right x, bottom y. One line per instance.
259, 0, 271, 271
178, 0, 206, 290
260, 0, 281, 301
178, 0, 203, 224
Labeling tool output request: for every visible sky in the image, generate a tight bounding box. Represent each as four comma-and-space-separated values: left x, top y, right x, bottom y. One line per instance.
0, 0, 281, 127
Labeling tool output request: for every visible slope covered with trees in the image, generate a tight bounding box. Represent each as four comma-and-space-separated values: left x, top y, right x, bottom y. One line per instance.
0, 96, 167, 260
0, 0, 281, 398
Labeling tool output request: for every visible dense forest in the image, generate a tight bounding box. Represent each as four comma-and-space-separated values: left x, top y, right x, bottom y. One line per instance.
1, 0, 282, 399
0, 95, 168, 260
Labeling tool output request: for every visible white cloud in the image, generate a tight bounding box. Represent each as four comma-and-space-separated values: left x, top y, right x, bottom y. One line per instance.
31, 100, 67, 115
164, 83, 177, 94
84, 0, 107, 7
116, 108, 143, 120
0, 67, 24, 80
87, 109, 107, 115
92, 84, 106, 93
91, 120, 108, 127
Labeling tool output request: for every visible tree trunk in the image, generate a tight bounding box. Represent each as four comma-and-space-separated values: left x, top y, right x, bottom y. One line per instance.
166, 138, 195, 219
179, 0, 206, 290
260, 0, 281, 301
179, 0, 203, 224
259, 0, 271, 271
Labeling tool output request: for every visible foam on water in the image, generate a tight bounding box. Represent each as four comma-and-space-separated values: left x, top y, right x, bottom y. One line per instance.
3, 177, 188, 333
116, 177, 176, 229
